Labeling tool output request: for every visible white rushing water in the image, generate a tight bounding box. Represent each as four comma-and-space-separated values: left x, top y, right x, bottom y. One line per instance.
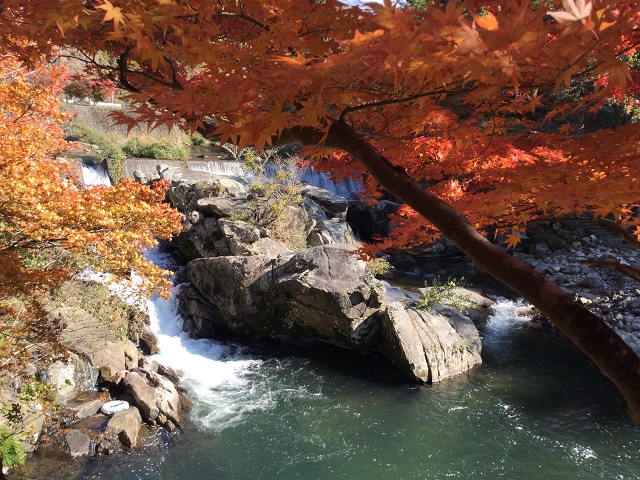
145, 249, 275, 432
483, 298, 534, 337
80, 165, 275, 432
81, 163, 112, 187
190, 160, 362, 198
189, 160, 244, 177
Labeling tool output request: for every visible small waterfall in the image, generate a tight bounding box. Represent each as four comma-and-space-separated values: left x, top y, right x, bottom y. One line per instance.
144, 249, 276, 432
188, 159, 243, 177
80, 158, 111, 187
482, 298, 534, 346
190, 159, 362, 198
299, 167, 362, 199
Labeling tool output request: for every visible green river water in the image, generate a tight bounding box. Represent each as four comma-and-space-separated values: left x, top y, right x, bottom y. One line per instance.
16, 295, 640, 480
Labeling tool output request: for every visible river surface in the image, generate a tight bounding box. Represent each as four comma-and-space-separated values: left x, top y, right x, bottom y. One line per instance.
15, 248, 640, 480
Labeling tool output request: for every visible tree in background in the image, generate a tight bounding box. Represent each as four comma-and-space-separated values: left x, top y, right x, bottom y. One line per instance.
63, 75, 115, 103
1, 0, 639, 418
0, 46, 181, 376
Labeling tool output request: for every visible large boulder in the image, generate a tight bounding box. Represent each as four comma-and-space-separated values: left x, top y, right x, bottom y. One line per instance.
380, 302, 482, 382
182, 245, 385, 351
273, 245, 384, 350
167, 177, 248, 212
301, 185, 349, 219
44, 281, 146, 403
106, 407, 143, 448
307, 218, 358, 247
123, 369, 181, 429
182, 254, 293, 337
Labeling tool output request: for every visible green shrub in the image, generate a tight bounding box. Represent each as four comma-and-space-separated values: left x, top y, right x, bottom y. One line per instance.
416, 277, 477, 313
366, 257, 392, 276
189, 132, 211, 145
122, 136, 188, 161
74, 125, 123, 163
72, 125, 124, 181
0, 427, 25, 470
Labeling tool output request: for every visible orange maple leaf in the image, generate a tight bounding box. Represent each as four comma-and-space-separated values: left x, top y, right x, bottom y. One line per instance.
97, 0, 125, 30
504, 231, 523, 250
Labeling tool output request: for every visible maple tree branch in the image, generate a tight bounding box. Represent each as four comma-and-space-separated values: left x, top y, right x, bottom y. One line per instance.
164, 56, 183, 90
598, 219, 640, 250
338, 85, 473, 122
117, 46, 141, 94
581, 256, 640, 284
277, 120, 640, 421
217, 12, 270, 32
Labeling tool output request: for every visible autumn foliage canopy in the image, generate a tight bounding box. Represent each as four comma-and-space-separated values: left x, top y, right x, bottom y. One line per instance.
2, 0, 637, 253
0, 49, 181, 372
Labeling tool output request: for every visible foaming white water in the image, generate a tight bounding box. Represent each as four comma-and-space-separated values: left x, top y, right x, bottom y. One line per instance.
484, 298, 534, 337
190, 160, 243, 177
144, 249, 275, 432
147, 293, 273, 431
81, 164, 112, 187
84, 247, 276, 432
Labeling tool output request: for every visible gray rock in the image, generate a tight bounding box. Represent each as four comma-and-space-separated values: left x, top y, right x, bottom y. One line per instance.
55, 305, 139, 372
65, 430, 92, 458
219, 219, 260, 244
166, 175, 248, 211
184, 245, 385, 351
196, 197, 250, 218
157, 363, 181, 385
218, 177, 248, 198
247, 238, 296, 257
184, 254, 292, 336
380, 302, 482, 383
72, 399, 104, 419
123, 372, 158, 423
274, 245, 385, 351
132, 169, 149, 183
39, 354, 96, 404
178, 287, 219, 338
99, 365, 126, 385
123, 370, 181, 428
301, 185, 349, 219
307, 218, 358, 246
139, 330, 160, 355
106, 407, 142, 448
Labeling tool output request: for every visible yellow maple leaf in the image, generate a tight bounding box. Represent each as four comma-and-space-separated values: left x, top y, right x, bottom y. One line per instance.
97, 0, 125, 30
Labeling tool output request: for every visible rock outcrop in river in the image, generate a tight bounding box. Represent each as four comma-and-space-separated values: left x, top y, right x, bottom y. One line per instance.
145, 160, 484, 384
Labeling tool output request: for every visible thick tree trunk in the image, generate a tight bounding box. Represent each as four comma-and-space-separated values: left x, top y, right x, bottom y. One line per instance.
284, 121, 640, 421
